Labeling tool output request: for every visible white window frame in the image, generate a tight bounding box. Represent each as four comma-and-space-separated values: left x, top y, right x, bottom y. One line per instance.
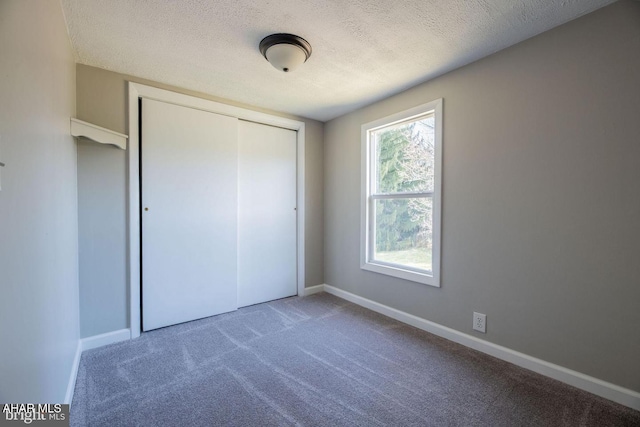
360, 99, 442, 287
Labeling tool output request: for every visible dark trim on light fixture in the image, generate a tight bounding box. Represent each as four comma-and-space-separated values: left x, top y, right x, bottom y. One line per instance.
259, 33, 312, 65
259, 33, 312, 60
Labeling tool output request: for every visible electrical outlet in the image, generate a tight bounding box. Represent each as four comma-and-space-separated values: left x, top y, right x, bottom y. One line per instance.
473, 312, 486, 333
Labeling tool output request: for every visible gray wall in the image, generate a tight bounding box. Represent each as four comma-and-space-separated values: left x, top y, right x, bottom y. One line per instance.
76, 65, 324, 337
0, 1, 79, 402
324, 0, 640, 392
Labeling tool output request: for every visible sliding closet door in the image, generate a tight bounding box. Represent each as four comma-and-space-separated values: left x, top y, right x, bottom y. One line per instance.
238, 121, 297, 307
141, 99, 238, 331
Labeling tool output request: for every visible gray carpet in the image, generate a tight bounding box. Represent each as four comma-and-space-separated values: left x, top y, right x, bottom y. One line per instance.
71, 293, 640, 426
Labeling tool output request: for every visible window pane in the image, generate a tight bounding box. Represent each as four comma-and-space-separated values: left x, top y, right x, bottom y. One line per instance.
373, 197, 432, 272
374, 115, 435, 194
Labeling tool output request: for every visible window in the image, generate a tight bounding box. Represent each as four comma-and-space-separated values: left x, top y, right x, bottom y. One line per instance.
361, 99, 442, 286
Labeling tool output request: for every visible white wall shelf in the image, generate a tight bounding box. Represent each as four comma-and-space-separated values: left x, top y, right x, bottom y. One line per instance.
70, 118, 128, 150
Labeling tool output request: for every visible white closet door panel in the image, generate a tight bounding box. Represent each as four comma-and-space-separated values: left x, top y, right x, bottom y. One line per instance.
238, 121, 297, 307
142, 98, 238, 331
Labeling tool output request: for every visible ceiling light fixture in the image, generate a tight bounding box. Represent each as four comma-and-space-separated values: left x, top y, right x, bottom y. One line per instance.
259, 33, 312, 73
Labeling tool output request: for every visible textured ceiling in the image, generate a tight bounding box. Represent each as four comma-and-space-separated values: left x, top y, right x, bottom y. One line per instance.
61, 0, 614, 122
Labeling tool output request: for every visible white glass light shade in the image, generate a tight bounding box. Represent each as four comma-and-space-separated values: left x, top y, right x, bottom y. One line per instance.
264, 44, 307, 73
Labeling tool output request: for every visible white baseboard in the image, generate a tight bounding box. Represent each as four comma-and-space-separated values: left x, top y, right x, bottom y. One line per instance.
64, 340, 82, 404
81, 328, 131, 352
302, 284, 325, 296
63, 329, 131, 405
322, 284, 640, 411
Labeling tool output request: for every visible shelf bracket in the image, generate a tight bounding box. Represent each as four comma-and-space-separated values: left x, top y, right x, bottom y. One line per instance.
70, 118, 128, 150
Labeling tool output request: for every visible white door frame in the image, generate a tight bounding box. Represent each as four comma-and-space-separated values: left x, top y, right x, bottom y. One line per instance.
127, 82, 306, 339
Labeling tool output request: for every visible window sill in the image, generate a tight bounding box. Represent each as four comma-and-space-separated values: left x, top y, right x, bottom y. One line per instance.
361, 261, 440, 287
